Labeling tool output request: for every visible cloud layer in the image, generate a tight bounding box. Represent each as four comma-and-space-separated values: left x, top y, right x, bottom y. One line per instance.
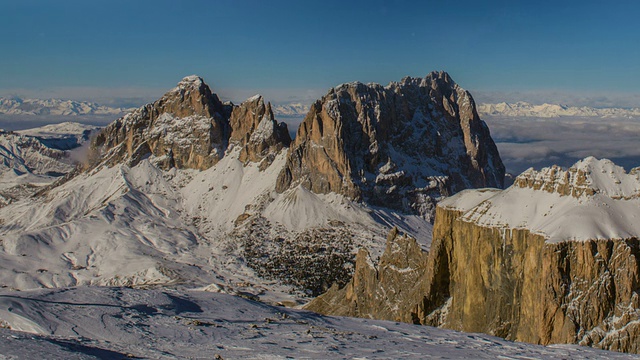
484, 115, 640, 175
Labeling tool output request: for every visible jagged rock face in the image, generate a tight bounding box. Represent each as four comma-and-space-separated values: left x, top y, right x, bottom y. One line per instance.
423, 206, 640, 354
229, 95, 291, 169
306, 227, 429, 322
308, 207, 640, 354
308, 157, 640, 354
276, 71, 504, 220
89, 76, 290, 171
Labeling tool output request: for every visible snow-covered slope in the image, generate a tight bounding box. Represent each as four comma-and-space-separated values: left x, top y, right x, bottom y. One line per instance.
0, 97, 130, 116
478, 101, 640, 118
0, 286, 633, 359
441, 157, 640, 243
16, 122, 101, 150
0, 143, 428, 302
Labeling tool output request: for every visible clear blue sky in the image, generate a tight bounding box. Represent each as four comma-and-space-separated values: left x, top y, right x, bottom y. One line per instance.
1, 0, 639, 106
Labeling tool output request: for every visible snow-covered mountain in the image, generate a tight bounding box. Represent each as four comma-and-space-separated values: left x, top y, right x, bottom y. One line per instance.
478, 101, 640, 118
0, 122, 102, 207
271, 102, 309, 117
0, 75, 638, 356
311, 156, 640, 354
0, 286, 632, 359
0, 97, 131, 116
16, 121, 102, 150
0, 72, 502, 306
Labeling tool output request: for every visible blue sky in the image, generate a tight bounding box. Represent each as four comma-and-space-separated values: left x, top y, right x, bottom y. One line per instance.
1, 0, 639, 106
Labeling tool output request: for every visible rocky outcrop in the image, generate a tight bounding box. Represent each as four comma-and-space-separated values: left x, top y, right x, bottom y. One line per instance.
229, 95, 291, 169
275, 71, 504, 220
306, 227, 429, 323
421, 206, 640, 353
89, 76, 290, 171
308, 157, 640, 354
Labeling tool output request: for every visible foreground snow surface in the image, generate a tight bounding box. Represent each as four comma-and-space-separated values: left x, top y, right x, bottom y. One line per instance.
0, 287, 634, 359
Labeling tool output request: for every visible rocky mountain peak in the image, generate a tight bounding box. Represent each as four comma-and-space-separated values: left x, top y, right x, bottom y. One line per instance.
514, 157, 640, 199
276, 71, 504, 220
89, 76, 289, 171
154, 75, 227, 119
230, 95, 291, 169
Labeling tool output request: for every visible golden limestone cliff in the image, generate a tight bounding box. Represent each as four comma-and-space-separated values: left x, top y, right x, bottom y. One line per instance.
276, 71, 505, 220
307, 158, 640, 354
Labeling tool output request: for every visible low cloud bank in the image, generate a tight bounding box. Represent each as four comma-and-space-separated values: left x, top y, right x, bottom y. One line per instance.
484, 115, 640, 175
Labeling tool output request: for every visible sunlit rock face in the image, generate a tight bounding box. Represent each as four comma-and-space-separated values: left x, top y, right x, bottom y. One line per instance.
276, 71, 504, 221
309, 157, 640, 354
89, 76, 290, 171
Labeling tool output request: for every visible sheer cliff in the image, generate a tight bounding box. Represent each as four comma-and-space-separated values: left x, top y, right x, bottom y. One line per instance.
308, 157, 640, 354
276, 71, 505, 220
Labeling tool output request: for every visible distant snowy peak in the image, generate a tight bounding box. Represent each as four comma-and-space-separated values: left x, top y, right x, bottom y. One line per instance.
272, 102, 309, 117
16, 122, 102, 150
514, 157, 640, 199
478, 101, 640, 118
441, 157, 640, 243
0, 97, 131, 116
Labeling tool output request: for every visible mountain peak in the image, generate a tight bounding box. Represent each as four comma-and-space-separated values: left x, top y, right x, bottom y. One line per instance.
276, 72, 504, 220
90, 76, 290, 171
180, 74, 204, 84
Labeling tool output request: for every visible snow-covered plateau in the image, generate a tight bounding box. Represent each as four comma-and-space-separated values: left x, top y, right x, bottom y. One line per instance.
441, 157, 640, 243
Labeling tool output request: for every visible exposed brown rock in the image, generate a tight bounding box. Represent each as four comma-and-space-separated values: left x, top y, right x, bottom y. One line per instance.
276, 71, 504, 220
423, 206, 640, 354
230, 96, 291, 168
308, 204, 640, 354
306, 227, 429, 323
88, 76, 290, 171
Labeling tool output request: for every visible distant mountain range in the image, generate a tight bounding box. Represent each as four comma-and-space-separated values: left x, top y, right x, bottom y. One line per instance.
271, 102, 309, 117
0, 97, 132, 116
478, 101, 640, 118
6, 96, 639, 120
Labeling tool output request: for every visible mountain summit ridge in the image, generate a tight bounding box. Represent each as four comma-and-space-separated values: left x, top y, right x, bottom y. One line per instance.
276, 71, 505, 220
88, 75, 290, 171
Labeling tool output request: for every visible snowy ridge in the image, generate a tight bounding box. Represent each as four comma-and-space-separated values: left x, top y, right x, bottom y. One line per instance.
16, 121, 102, 150
515, 156, 640, 199
0, 286, 633, 359
441, 157, 640, 243
272, 102, 309, 117
0, 97, 131, 116
478, 101, 640, 118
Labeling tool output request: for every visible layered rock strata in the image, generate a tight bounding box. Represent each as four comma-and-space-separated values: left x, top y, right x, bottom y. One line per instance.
276, 71, 504, 220
89, 76, 290, 170
308, 157, 640, 354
